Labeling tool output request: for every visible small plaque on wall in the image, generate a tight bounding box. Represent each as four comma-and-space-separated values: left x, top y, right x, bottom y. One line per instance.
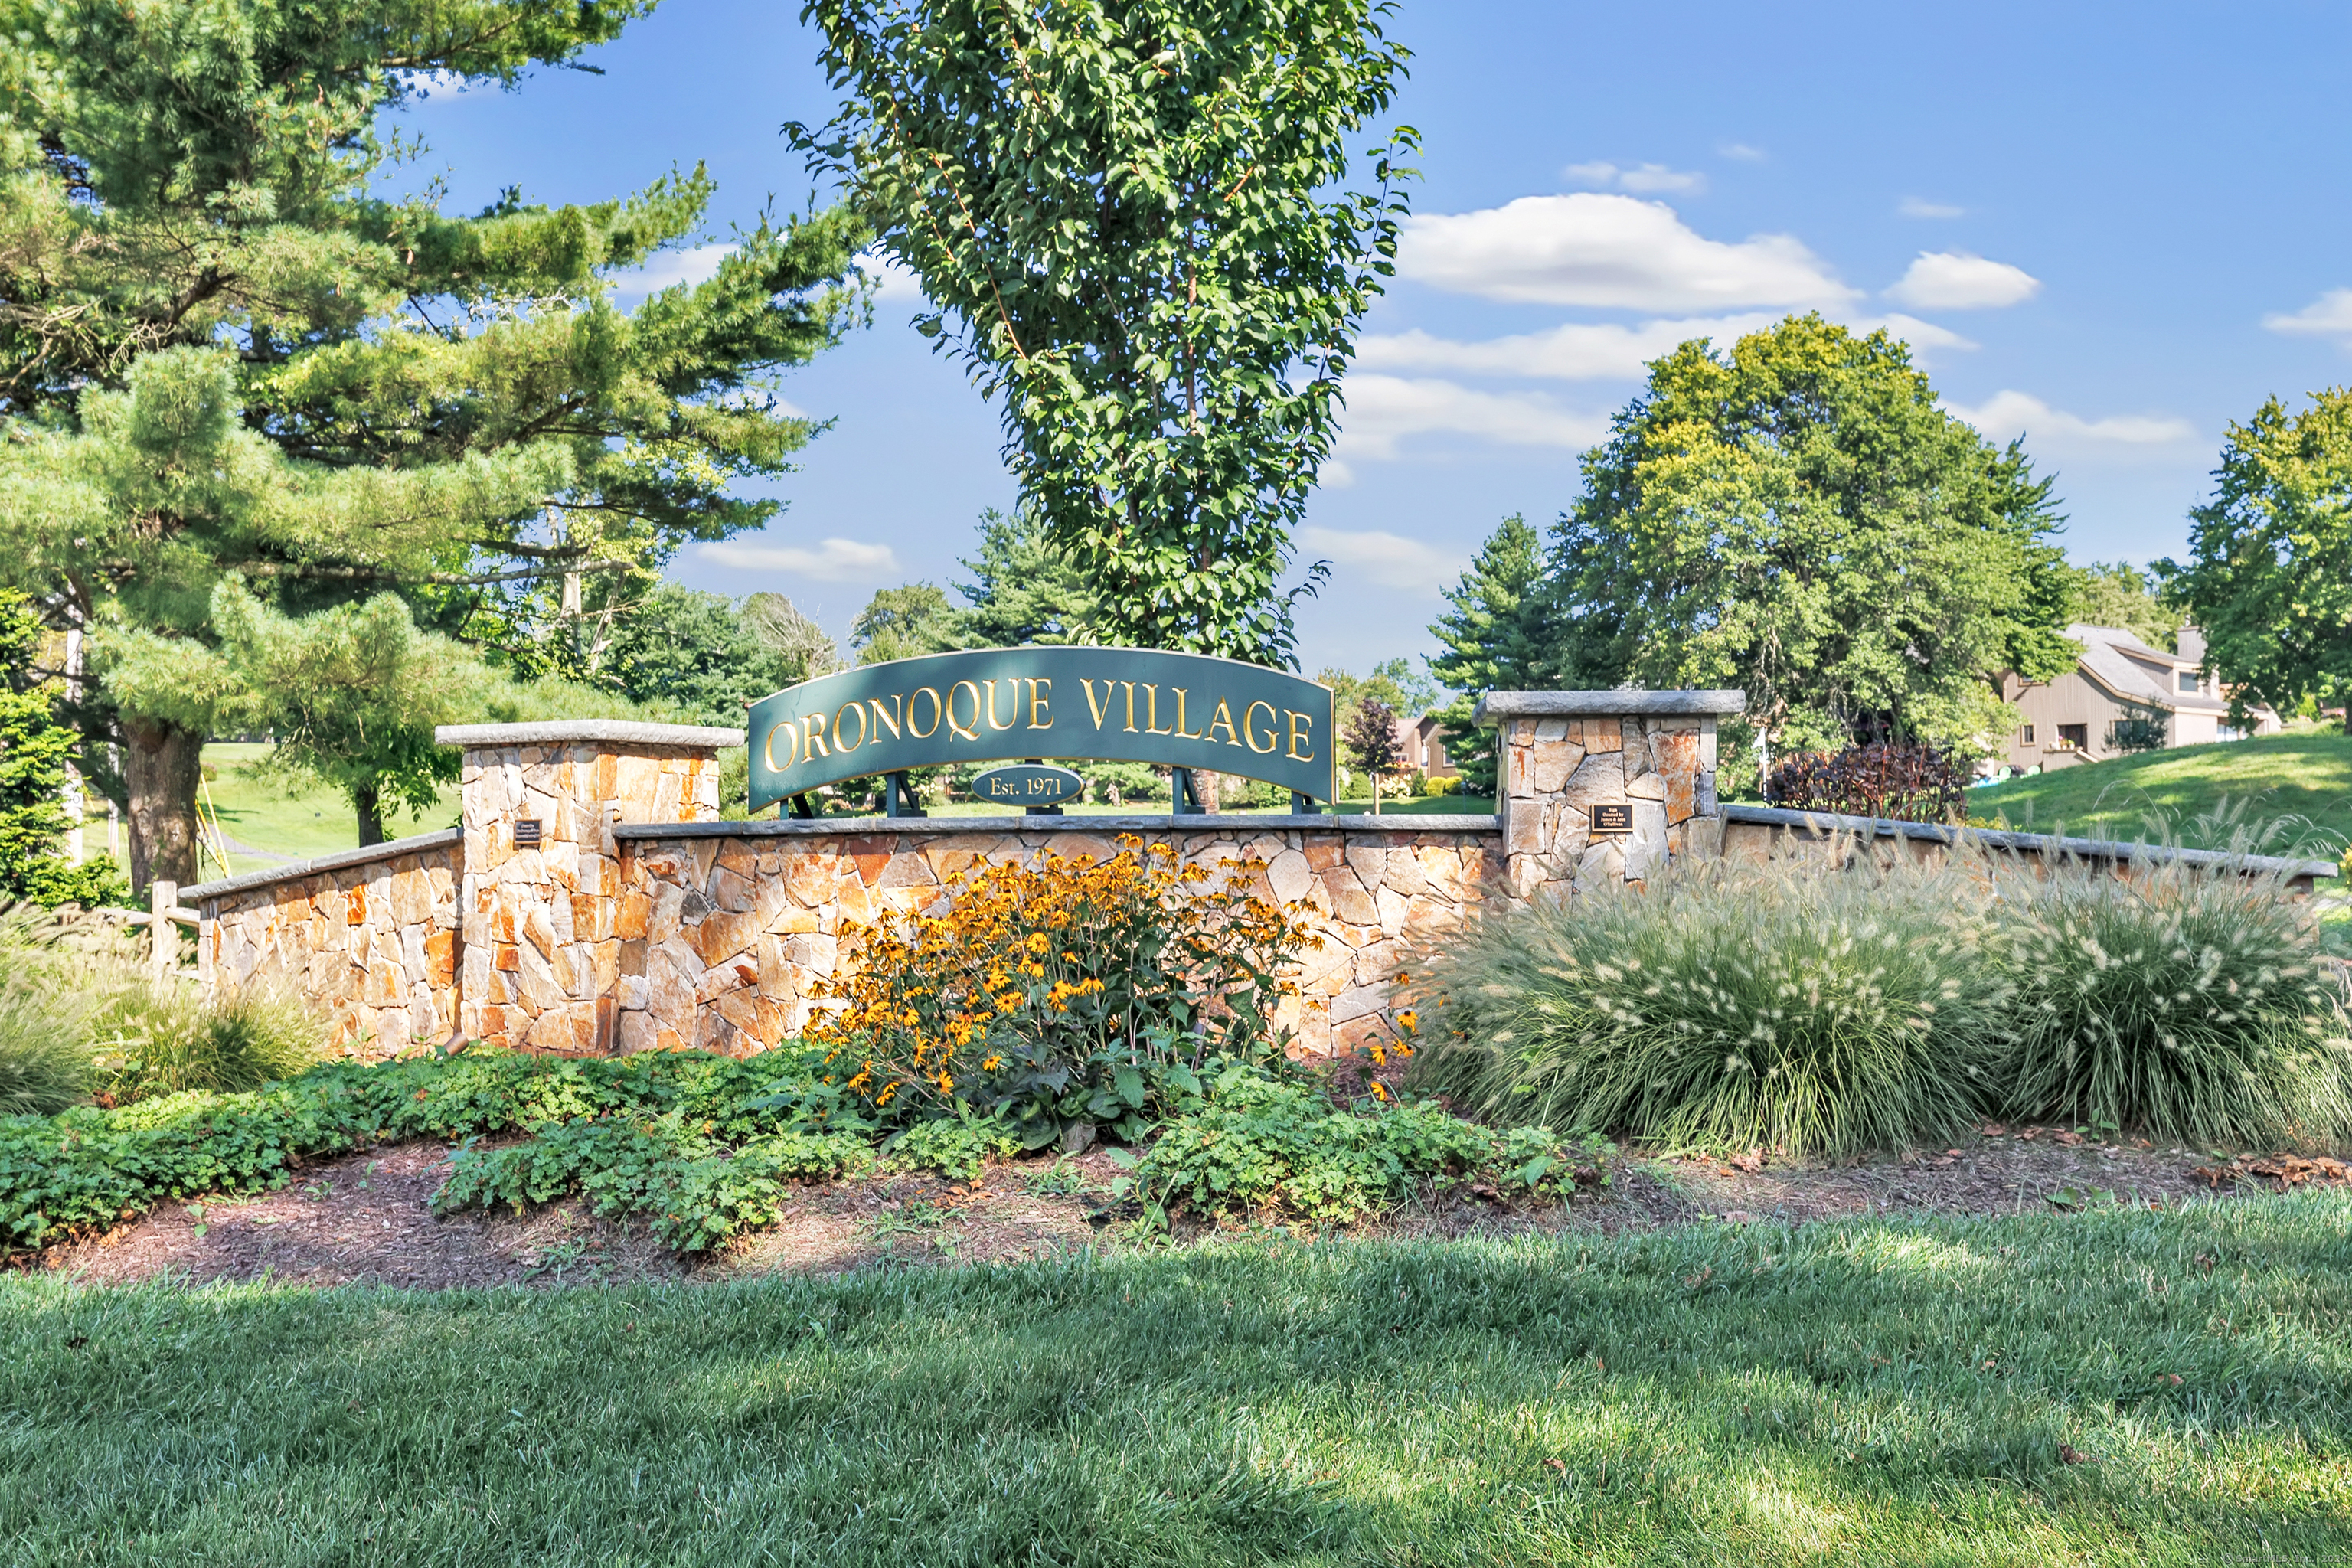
513, 818, 543, 848
1590, 802, 1634, 835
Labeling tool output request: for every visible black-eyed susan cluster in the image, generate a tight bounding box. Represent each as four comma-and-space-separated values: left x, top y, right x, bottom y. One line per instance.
807, 836, 1319, 1122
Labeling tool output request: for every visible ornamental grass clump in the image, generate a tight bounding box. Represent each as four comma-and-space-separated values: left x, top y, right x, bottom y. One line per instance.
1403, 845, 2013, 1156
807, 837, 1317, 1148
1994, 851, 2352, 1148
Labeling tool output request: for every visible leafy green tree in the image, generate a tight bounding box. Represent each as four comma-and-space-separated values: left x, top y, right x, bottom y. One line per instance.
792, 0, 1416, 665
954, 508, 1096, 648
1423, 514, 1554, 793
0, 0, 867, 887
2160, 390, 2352, 729
0, 590, 123, 906
601, 583, 837, 726
2066, 561, 2177, 653
851, 583, 963, 665
1551, 315, 2078, 782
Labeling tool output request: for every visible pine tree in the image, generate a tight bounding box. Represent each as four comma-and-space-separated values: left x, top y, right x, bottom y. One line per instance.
1426, 514, 1550, 796
953, 508, 1096, 648
0, 0, 867, 887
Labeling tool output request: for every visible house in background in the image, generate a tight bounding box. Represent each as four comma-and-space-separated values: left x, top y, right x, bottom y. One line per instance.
1998, 624, 2280, 773
1395, 714, 1457, 779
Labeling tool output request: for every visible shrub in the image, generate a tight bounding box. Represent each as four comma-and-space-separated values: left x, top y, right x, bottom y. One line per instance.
808, 837, 1317, 1148
1120, 1064, 1605, 1223
1404, 845, 2013, 1155
1767, 743, 1968, 823
1994, 854, 2352, 1146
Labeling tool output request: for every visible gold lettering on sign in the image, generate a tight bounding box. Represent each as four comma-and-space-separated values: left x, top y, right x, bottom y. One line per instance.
1028, 678, 1053, 728
1207, 698, 1242, 748
831, 701, 866, 753
983, 678, 1019, 731
1143, 685, 1176, 736
867, 693, 903, 740
1244, 701, 1278, 754
947, 681, 983, 741
763, 721, 798, 771
1286, 710, 1316, 762
908, 687, 942, 739
1172, 688, 1208, 740
800, 713, 831, 760
1122, 681, 1140, 732
1081, 679, 1115, 729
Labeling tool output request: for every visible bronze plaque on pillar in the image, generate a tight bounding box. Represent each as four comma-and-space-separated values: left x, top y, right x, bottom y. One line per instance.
1590, 803, 1633, 834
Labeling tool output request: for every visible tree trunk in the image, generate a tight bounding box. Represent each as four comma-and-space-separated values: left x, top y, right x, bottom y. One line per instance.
354, 780, 385, 847
1194, 769, 1220, 812
122, 716, 202, 895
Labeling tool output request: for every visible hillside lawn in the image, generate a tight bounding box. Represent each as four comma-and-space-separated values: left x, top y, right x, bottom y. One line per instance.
1969, 726, 2352, 861
4, 1198, 2348, 1566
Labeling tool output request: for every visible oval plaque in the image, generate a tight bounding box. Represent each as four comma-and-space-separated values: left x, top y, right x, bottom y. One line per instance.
970, 763, 1085, 808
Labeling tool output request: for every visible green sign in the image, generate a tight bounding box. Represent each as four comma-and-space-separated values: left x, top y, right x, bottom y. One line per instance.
747, 648, 1335, 813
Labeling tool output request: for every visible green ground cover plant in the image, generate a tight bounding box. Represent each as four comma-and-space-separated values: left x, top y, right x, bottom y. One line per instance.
3, 1199, 2349, 1566
0, 1041, 1572, 1256
1121, 1064, 1602, 1223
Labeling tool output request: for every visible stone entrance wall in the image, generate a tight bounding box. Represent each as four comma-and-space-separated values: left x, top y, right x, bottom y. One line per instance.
186, 693, 1751, 1060
192, 831, 462, 1053
607, 819, 1499, 1059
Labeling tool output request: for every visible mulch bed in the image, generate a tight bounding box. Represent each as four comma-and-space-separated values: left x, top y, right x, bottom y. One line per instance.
24, 1123, 2349, 1292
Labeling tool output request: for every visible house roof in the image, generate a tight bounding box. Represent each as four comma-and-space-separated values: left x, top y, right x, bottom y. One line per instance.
2064, 625, 2229, 714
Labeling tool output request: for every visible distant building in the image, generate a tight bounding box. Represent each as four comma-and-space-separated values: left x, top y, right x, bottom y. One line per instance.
1395, 714, 1456, 778
1998, 625, 2280, 773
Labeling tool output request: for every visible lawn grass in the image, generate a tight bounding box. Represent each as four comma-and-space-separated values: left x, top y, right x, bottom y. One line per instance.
1969, 725, 2352, 859
3, 1198, 2347, 1565
197, 743, 462, 877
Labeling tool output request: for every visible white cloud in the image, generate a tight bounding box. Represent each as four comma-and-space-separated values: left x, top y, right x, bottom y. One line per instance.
854, 247, 925, 301
1398, 194, 1854, 312
2262, 288, 2352, 345
1296, 525, 1467, 593
1949, 390, 2199, 452
1885, 251, 2040, 309
1898, 197, 1965, 220
1719, 143, 1768, 162
698, 537, 902, 580
1334, 374, 1609, 461
1565, 160, 1707, 194
608, 244, 738, 298
1360, 315, 1782, 381
1357, 311, 1974, 384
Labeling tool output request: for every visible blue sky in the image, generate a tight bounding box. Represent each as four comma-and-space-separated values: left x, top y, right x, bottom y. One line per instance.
395, 0, 2352, 677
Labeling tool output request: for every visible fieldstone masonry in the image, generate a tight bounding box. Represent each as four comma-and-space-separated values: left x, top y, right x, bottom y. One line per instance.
185, 693, 1750, 1061
1478, 690, 1740, 898
194, 831, 462, 1053
611, 821, 1498, 1058
441, 720, 743, 1057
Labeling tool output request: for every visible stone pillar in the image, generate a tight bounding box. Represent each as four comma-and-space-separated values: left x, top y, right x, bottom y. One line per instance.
437, 720, 743, 1054
1473, 691, 1743, 899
